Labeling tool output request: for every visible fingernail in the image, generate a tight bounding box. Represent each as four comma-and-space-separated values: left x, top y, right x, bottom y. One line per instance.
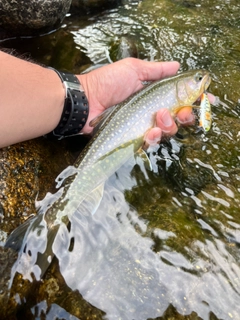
145, 136, 160, 147
161, 110, 172, 127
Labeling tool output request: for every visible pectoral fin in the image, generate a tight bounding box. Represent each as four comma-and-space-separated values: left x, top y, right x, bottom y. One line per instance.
174, 105, 194, 115
135, 148, 153, 171
74, 182, 105, 217
89, 106, 116, 130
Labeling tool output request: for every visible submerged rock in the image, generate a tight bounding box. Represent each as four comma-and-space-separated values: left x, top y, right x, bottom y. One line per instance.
0, 246, 18, 320
109, 36, 138, 62
0, 138, 79, 240
0, 0, 71, 37
71, 0, 121, 11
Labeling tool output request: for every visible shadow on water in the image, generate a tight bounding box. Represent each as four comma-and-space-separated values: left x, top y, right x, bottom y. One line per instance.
1, 0, 240, 319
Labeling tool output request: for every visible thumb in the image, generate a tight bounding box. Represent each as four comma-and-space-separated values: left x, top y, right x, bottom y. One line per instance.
137, 60, 180, 82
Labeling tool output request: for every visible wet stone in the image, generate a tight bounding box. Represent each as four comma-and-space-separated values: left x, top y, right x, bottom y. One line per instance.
71, 0, 121, 11
0, 246, 18, 320
0, 138, 77, 238
0, 0, 71, 36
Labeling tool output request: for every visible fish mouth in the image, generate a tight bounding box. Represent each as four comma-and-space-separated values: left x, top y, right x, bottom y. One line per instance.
193, 74, 212, 106
194, 95, 204, 106
193, 95, 205, 107
204, 74, 211, 91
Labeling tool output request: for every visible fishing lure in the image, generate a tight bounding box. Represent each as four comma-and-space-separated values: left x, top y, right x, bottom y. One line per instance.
199, 92, 212, 132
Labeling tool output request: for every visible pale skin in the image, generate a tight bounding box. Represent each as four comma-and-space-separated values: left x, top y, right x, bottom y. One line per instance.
0, 51, 193, 148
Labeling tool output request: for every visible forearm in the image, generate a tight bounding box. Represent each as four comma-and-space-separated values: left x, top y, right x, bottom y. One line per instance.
0, 51, 65, 148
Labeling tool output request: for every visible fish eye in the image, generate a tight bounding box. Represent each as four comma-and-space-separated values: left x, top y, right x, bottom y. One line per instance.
195, 72, 203, 82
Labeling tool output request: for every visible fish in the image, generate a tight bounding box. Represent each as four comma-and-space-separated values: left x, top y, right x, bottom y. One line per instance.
199, 92, 212, 132
5, 69, 211, 282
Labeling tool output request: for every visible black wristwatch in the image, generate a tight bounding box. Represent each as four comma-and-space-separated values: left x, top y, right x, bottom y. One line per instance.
47, 68, 89, 139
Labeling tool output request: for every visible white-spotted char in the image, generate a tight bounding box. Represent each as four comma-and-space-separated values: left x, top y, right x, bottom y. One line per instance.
6, 70, 211, 279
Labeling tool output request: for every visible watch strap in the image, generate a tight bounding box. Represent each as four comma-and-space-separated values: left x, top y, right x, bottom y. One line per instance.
47, 68, 89, 139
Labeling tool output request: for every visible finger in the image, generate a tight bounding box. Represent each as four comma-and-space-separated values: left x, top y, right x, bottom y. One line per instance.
156, 109, 178, 135
207, 92, 218, 105
144, 127, 162, 147
138, 60, 180, 82
176, 107, 195, 125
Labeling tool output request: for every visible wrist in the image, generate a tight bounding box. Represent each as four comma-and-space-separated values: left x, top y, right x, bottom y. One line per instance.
76, 73, 102, 135
76, 74, 91, 134
47, 70, 89, 139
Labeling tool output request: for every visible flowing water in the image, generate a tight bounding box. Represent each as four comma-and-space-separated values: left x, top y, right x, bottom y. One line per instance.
1, 0, 240, 319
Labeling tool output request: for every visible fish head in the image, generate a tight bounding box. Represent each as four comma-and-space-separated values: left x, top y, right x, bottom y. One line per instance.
176, 70, 211, 107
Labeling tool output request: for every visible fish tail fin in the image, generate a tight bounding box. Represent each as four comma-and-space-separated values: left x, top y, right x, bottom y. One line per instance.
4, 216, 36, 252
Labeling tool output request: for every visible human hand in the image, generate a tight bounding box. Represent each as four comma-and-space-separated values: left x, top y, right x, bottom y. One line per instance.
78, 58, 193, 143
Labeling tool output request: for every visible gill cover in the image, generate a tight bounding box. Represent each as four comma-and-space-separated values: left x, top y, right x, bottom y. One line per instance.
176, 70, 211, 106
